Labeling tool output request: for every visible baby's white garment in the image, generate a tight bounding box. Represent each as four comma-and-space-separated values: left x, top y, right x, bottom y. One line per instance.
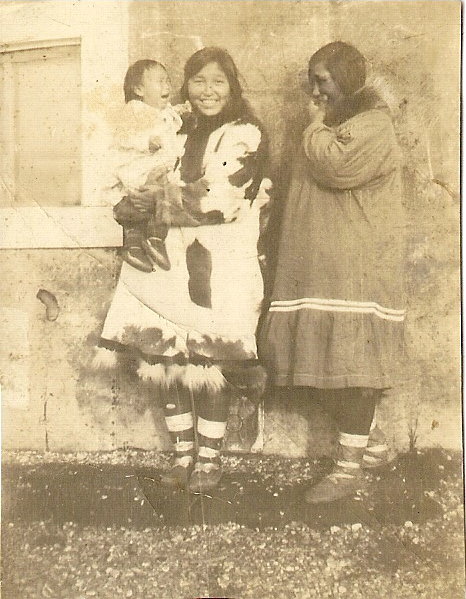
109, 100, 184, 197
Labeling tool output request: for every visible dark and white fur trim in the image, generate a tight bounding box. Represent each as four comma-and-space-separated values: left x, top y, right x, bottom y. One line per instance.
91, 346, 118, 370
137, 361, 226, 392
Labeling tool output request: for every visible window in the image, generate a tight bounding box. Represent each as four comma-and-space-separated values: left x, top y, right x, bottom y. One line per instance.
0, 0, 129, 248
0, 43, 81, 207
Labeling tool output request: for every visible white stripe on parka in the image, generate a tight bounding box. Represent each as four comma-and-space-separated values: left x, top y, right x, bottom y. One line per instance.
269, 297, 405, 322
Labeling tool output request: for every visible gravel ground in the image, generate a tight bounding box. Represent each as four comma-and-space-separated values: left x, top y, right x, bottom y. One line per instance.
2, 449, 464, 599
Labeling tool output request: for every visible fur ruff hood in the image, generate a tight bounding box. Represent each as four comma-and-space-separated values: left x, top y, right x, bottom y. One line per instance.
325, 86, 389, 127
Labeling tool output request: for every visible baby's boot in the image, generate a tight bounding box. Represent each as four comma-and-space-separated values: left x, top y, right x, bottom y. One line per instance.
142, 219, 171, 271
121, 225, 153, 273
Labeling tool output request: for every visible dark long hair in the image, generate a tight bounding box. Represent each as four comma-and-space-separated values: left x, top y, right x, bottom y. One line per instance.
180, 46, 253, 122
180, 47, 268, 201
308, 41, 366, 96
308, 42, 382, 126
123, 59, 166, 103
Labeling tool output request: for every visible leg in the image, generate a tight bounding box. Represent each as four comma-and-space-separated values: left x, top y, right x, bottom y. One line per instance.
113, 197, 153, 273
332, 387, 377, 435
160, 381, 195, 488
316, 388, 390, 467
188, 383, 231, 493
313, 388, 341, 425
305, 388, 377, 503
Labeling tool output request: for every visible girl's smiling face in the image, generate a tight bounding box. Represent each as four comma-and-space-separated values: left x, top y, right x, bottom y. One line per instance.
187, 62, 231, 116
134, 65, 171, 110
309, 62, 344, 107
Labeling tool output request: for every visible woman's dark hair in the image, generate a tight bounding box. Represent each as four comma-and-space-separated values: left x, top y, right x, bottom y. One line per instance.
308, 41, 367, 96
123, 59, 166, 103
308, 42, 380, 126
180, 46, 248, 120
180, 47, 268, 202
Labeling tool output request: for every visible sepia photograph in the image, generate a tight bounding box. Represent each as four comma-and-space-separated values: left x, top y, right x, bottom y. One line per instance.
0, 0, 463, 597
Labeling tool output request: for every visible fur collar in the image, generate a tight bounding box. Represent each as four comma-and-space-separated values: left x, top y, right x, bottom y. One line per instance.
324, 87, 389, 127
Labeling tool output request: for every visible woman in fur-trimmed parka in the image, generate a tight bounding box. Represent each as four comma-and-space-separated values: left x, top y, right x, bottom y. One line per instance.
260, 42, 407, 503
95, 47, 270, 492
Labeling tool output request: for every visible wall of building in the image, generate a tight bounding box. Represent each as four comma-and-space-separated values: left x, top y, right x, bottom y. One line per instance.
331, 0, 461, 451
1, 0, 461, 456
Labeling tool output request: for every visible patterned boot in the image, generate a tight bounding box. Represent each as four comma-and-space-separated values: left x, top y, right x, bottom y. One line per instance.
305, 432, 368, 504
362, 422, 392, 469
188, 459, 223, 493
121, 225, 153, 273
142, 237, 171, 271
160, 450, 194, 488
143, 217, 171, 271
188, 416, 226, 493
160, 389, 195, 489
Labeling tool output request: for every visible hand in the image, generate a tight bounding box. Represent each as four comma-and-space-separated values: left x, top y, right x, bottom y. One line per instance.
173, 101, 192, 116
184, 178, 210, 200
129, 186, 160, 212
308, 98, 326, 123
145, 165, 170, 186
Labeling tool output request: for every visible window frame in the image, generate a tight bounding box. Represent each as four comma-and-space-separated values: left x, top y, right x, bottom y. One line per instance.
1, 40, 83, 209
0, 1, 128, 249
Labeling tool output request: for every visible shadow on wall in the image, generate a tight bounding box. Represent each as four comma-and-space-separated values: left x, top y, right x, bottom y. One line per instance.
261, 68, 310, 282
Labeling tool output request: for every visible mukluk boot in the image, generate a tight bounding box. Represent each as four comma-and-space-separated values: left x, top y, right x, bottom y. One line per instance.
188, 458, 223, 493
158, 383, 195, 489
121, 225, 153, 273
142, 216, 171, 271
188, 415, 227, 493
160, 449, 194, 488
305, 433, 367, 504
362, 423, 392, 469
173, 365, 229, 494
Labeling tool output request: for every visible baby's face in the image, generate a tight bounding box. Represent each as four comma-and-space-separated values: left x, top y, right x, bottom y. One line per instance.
135, 65, 171, 110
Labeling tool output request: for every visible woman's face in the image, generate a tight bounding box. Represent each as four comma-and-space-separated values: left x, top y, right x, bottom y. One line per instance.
187, 62, 231, 116
309, 62, 344, 107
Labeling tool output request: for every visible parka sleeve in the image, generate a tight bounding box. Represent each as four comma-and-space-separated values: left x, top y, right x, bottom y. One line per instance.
303, 111, 398, 190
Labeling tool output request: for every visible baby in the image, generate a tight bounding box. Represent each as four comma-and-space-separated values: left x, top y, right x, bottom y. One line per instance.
110, 59, 192, 273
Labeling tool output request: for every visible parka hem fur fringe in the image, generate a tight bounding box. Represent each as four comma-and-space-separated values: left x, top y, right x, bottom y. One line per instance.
137, 361, 227, 393
91, 346, 119, 370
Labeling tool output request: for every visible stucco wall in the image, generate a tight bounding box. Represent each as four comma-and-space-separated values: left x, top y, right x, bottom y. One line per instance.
331, 0, 461, 451
1, 0, 461, 455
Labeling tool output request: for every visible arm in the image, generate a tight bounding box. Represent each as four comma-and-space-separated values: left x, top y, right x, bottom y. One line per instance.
303, 111, 398, 190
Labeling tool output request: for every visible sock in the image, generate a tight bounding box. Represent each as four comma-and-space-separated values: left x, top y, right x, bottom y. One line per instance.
365, 414, 389, 464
